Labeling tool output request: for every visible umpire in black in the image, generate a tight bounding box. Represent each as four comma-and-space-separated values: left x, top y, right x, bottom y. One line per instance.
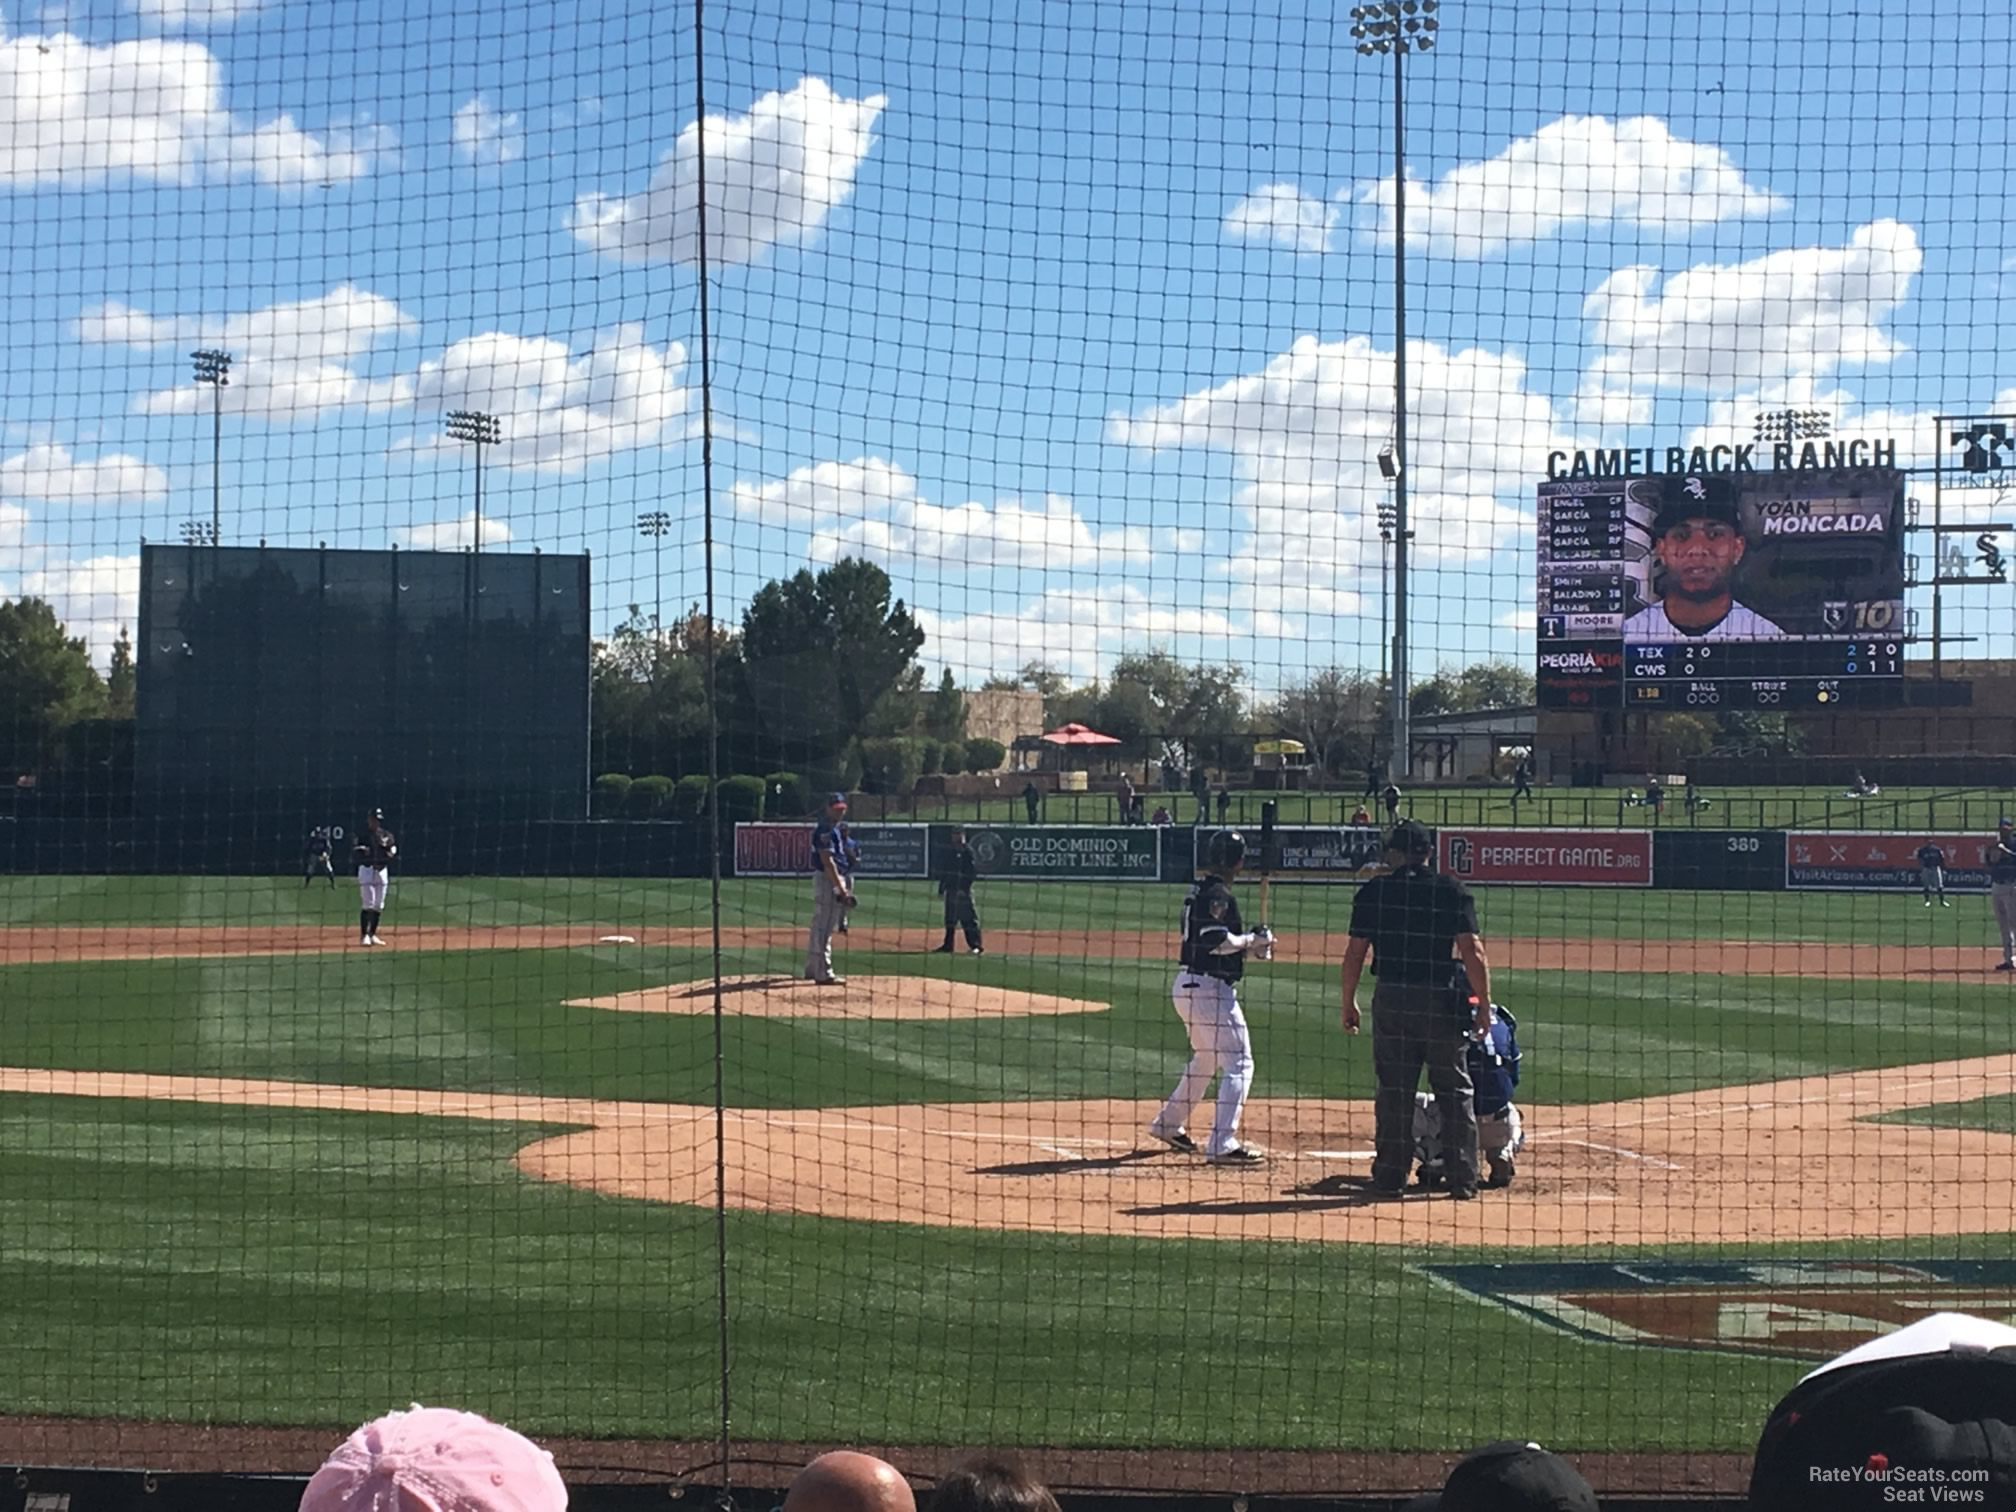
933, 827, 984, 955
1339, 820, 1495, 1198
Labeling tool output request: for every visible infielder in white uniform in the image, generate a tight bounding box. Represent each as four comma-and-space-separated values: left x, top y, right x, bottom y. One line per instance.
1620, 474, 1787, 642
354, 808, 396, 947
1148, 828, 1273, 1166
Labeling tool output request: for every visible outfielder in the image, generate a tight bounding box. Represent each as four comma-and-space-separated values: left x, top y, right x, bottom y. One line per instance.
353, 809, 396, 946
805, 792, 854, 985
303, 825, 337, 888
1916, 841, 1950, 908
1992, 818, 2016, 973
1414, 1004, 1523, 1190
1148, 828, 1272, 1166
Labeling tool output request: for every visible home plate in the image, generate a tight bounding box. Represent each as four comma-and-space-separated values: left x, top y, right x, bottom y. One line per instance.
597, 935, 638, 944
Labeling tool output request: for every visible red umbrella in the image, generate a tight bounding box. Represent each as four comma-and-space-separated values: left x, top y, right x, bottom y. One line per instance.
1041, 722, 1122, 745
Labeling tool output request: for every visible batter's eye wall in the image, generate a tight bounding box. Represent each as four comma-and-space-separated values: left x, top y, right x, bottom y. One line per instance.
136, 545, 591, 820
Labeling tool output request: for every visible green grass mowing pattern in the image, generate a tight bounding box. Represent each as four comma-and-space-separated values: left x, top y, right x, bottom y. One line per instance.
0, 873, 2009, 948
0, 947, 2006, 1110
0, 1091, 1808, 1450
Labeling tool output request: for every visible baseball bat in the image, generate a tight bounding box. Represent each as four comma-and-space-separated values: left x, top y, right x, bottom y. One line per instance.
1258, 799, 1278, 928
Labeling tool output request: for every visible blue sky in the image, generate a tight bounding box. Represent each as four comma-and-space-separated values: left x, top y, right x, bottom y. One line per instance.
1, 0, 2012, 688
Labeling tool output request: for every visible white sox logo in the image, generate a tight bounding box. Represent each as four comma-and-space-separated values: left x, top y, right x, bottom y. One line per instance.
1447, 836, 1475, 875
1683, 476, 1708, 499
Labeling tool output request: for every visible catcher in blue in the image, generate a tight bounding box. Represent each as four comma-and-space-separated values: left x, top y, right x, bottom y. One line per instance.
1147, 828, 1274, 1166
1413, 1002, 1524, 1191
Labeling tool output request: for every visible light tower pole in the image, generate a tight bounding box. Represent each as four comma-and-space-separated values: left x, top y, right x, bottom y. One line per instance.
445, 410, 503, 550
190, 349, 230, 544
637, 510, 672, 645
1352, 0, 1437, 787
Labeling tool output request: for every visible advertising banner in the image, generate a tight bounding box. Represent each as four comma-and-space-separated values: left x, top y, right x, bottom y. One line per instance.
1438, 828, 1654, 887
964, 825, 1162, 881
1784, 831, 1999, 892
1192, 824, 1391, 880
732, 822, 931, 879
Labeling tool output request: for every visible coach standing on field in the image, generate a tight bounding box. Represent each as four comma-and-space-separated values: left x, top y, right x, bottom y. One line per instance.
1991, 817, 2016, 973
1339, 820, 1494, 1198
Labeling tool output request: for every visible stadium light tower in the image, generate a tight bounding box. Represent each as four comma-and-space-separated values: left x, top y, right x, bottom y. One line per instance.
1376, 498, 1399, 733
444, 410, 503, 551
637, 510, 672, 644
190, 349, 230, 544
1755, 408, 1832, 446
1352, 0, 1438, 784
178, 518, 218, 547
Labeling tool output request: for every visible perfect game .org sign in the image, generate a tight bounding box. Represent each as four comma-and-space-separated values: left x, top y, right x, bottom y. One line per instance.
965, 826, 1162, 881
732, 822, 931, 879
1544, 437, 1900, 479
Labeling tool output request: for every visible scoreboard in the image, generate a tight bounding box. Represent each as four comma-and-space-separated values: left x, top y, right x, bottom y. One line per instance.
1537, 467, 1907, 711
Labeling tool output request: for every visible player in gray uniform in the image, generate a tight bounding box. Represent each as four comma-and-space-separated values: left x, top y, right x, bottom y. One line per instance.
353, 809, 396, 946
804, 792, 855, 985
1991, 818, 2016, 972
1916, 841, 1950, 908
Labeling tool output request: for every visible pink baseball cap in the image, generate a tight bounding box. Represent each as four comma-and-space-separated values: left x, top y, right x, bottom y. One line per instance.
300, 1407, 567, 1512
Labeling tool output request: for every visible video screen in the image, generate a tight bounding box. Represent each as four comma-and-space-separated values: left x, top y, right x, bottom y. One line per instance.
1536, 467, 1906, 710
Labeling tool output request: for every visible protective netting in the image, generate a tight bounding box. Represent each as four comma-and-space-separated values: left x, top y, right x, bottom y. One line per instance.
1, 0, 2014, 1494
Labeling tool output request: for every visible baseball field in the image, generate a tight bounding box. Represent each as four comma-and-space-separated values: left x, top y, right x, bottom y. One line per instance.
0, 851, 2011, 1472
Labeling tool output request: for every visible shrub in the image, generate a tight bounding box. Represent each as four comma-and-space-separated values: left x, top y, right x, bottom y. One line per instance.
964, 736, 1007, 774
764, 771, 808, 818
918, 739, 943, 776
669, 773, 712, 819
592, 773, 634, 819
859, 736, 925, 796
625, 774, 675, 818
716, 774, 767, 822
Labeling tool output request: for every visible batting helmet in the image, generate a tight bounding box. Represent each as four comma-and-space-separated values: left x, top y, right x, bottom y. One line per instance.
1206, 829, 1247, 869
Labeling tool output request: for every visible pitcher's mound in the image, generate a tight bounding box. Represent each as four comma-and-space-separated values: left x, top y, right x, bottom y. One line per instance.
569, 974, 1108, 1021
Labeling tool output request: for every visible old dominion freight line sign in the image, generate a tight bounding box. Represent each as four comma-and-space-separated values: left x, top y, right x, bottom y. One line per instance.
965, 826, 1162, 881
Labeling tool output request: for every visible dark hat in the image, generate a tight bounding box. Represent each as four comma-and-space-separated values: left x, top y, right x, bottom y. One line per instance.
1748, 1313, 2016, 1511
1411, 1442, 1597, 1512
369, 808, 384, 819
826, 792, 848, 808
1386, 819, 1433, 856
1651, 473, 1741, 537
1999, 816, 2012, 828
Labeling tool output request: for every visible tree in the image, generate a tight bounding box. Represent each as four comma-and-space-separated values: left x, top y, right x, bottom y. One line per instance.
729, 558, 926, 781
1411, 659, 1535, 717
106, 626, 136, 720
591, 604, 711, 778
1106, 650, 1247, 764
924, 668, 967, 743
1015, 661, 1069, 698
1260, 668, 1385, 775
0, 597, 108, 778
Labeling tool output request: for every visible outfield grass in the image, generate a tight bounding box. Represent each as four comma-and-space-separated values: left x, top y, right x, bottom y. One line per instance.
0, 871, 2004, 948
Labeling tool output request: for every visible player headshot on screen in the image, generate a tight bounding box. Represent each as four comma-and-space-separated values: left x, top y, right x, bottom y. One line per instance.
1621, 475, 1787, 641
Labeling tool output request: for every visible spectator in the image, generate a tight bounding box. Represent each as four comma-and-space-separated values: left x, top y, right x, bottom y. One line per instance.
1021, 781, 1041, 825
1363, 758, 1382, 799
300, 1406, 567, 1512
1215, 786, 1231, 823
1351, 803, 1373, 826
1399, 1441, 1597, 1511
1748, 1312, 2016, 1511
1644, 774, 1664, 816
1189, 765, 1210, 822
785, 1453, 917, 1512
1118, 774, 1136, 825
926, 1454, 1060, 1512
1381, 781, 1403, 823
1150, 804, 1173, 827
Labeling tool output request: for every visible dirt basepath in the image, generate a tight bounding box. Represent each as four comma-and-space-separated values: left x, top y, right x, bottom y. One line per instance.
2, 923, 2007, 978
7, 1055, 2013, 1246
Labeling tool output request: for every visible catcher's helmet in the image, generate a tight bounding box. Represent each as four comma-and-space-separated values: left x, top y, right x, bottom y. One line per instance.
1206, 829, 1247, 869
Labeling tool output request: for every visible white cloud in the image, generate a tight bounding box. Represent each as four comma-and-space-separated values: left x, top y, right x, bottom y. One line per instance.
1497, 607, 1539, 631
16, 552, 138, 663
453, 96, 522, 165
730, 456, 1192, 571
570, 76, 886, 265
1225, 182, 1338, 253
78, 284, 416, 421
0, 502, 26, 551
394, 512, 512, 550
1579, 220, 1921, 405
1110, 333, 1565, 616
0, 32, 393, 188
915, 584, 1241, 685
0, 443, 166, 503
405, 324, 692, 472
1358, 115, 1781, 257
130, 0, 270, 28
